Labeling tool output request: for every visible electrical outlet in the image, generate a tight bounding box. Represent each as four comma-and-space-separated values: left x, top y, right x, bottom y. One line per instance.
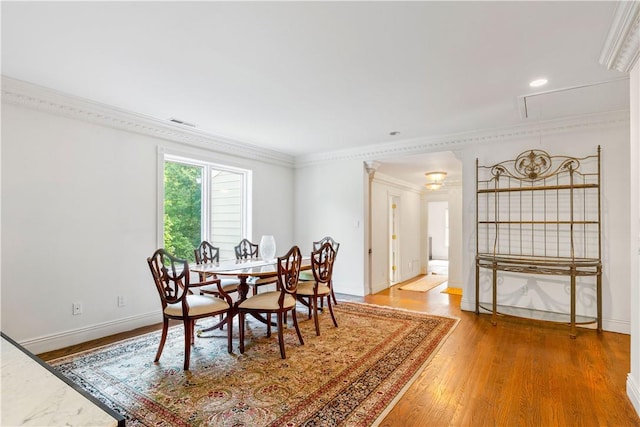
117, 295, 126, 307
72, 302, 83, 315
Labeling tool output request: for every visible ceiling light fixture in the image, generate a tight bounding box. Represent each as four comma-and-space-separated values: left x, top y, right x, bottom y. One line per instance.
424, 171, 447, 191
529, 78, 548, 88
424, 171, 447, 182
424, 182, 442, 191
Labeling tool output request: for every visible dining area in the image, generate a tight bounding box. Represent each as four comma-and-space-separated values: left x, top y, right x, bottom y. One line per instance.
147, 236, 341, 370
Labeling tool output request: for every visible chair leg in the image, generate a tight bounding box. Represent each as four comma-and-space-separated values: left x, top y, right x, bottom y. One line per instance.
266, 313, 272, 338
191, 319, 196, 345
154, 318, 169, 362
277, 311, 286, 359
291, 308, 304, 346
184, 319, 192, 370
312, 296, 321, 336
327, 296, 338, 327
331, 280, 338, 305
239, 312, 246, 354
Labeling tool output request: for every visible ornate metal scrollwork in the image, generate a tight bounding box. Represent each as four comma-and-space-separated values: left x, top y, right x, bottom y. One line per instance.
515, 150, 551, 179
489, 149, 582, 181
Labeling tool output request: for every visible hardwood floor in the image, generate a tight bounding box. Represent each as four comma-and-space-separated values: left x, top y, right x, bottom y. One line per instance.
364, 283, 639, 427
39, 283, 640, 426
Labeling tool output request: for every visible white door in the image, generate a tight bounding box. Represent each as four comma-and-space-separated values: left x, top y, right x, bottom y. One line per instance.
389, 196, 400, 284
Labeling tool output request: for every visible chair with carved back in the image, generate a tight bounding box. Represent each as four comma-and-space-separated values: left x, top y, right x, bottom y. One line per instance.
147, 248, 233, 370
237, 245, 305, 358
194, 241, 241, 296
234, 238, 259, 259
194, 241, 241, 330
296, 241, 338, 336
299, 236, 340, 305
234, 238, 278, 295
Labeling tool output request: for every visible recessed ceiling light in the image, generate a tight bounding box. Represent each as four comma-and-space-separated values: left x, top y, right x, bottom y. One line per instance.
529, 78, 548, 88
389, 131, 401, 136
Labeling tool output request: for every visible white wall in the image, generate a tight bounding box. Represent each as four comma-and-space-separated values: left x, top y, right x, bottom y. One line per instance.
628, 59, 640, 416
293, 160, 365, 296
459, 122, 631, 334
1, 101, 295, 353
428, 201, 448, 260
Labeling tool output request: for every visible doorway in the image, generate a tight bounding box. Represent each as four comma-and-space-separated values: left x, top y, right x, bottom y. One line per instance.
428, 201, 449, 275
365, 151, 462, 296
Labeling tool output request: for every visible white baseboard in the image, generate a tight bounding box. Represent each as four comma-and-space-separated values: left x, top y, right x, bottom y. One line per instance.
628, 374, 640, 418
337, 283, 367, 297
460, 298, 475, 312
602, 318, 631, 335
19, 311, 161, 355
370, 280, 389, 295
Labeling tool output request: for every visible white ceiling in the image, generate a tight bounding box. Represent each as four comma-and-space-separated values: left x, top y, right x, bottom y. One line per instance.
1, 1, 628, 186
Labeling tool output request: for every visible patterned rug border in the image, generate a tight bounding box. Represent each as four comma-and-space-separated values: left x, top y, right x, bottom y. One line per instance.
48, 301, 459, 426
336, 300, 459, 322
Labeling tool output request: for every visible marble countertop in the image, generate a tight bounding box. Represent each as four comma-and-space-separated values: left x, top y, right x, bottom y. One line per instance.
1, 333, 124, 426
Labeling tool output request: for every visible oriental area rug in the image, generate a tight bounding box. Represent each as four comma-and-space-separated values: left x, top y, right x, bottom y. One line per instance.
50, 302, 458, 427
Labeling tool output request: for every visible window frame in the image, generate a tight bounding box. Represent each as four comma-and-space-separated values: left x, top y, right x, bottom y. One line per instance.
157, 147, 252, 257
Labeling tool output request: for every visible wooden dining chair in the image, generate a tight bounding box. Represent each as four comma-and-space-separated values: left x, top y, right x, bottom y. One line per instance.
300, 236, 340, 305
234, 238, 277, 295
234, 238, 259, 259
296, 241, 338, 336
237, 245, 305, 358
194, 241, 241, 331
194, 241, 241, 296
147, 248, 233, 370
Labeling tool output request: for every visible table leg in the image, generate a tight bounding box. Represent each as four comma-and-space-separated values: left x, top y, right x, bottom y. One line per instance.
198, 274, 250, 336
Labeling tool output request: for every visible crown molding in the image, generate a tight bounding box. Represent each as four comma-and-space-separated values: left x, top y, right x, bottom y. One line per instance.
600, 1, 640, 73
373, 172, 424, 194
374, 172, 461, 195
2, 76, 630, 171
1, 76, 294, 168
294, 109, 630, 168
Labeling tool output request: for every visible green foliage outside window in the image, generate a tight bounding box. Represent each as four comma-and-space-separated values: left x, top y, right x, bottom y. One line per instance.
164, 162, 202, 262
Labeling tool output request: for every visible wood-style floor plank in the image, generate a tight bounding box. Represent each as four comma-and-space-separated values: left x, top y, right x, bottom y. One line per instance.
38, 282, 640, 426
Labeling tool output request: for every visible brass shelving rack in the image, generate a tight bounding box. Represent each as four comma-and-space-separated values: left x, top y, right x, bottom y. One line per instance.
475, 147, 602, 337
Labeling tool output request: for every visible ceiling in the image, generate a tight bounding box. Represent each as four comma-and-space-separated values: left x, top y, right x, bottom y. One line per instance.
1, 1, 629, 187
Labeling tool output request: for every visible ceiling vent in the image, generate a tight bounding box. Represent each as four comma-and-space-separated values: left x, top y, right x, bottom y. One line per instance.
517, 78, 629, 120
168, 118, 196, 128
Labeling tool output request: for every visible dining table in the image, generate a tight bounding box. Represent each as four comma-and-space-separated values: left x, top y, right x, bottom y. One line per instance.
190, 256, 311, 330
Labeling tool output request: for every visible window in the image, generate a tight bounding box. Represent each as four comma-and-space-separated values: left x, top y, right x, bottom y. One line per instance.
163, 154, 250, 262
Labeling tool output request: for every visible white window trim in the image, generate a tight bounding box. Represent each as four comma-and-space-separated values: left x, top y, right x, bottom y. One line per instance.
156, 146, 252, 250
